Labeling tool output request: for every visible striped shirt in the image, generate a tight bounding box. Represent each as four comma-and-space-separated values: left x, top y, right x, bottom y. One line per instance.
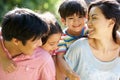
56, 26, 88, 54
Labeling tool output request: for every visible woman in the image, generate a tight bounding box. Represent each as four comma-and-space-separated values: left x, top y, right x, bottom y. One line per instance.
64, 0, 120, 80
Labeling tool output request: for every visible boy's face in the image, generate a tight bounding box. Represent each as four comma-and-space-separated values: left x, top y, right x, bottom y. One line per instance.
15, 37, 42, 55
62, 13, 85, 35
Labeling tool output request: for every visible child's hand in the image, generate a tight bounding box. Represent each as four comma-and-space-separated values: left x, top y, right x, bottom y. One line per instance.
1, 58, 16, 73
67, 71, 80, 80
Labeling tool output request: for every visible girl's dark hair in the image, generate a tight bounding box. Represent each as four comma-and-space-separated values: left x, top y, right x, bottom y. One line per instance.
88, 0, 120, 42
41, 12, 63, 45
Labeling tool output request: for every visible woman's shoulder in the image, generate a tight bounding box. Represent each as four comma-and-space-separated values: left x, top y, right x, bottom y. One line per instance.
69, 37, 89, 50
73, 37, 88, 45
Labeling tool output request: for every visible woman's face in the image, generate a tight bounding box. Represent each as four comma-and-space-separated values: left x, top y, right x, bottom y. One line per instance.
87, 6, 112, 39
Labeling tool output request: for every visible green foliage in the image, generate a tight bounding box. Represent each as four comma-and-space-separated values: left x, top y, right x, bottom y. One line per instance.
0, 0, 61, 24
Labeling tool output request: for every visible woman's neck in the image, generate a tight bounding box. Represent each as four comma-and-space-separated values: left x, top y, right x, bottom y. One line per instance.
89, 38, 119, 51
89, 38, 120, 61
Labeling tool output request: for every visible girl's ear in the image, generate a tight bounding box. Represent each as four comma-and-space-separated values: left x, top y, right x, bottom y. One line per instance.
61, 18, 66, 25
11, 38, 20, 45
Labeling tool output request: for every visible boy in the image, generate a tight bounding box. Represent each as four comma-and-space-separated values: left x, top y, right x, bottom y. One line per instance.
56, 0, 88, 80
0, 7, 57, 80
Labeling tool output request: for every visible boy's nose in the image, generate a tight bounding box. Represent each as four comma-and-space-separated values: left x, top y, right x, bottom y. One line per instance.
73, 19, 80, 25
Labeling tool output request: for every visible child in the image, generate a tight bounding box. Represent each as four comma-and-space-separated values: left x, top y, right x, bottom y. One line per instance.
41, 12, 63, 79
56, 0, 88, 80
0, 8, 49, 73
0, 7, 52, 80
0, 10, 62, 80
41, 12, 63, 62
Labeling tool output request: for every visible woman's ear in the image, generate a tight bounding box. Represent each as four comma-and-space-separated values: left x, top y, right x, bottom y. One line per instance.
61, 18, 66, 25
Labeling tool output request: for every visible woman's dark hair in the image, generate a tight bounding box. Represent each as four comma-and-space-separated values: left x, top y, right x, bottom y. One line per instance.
88, 0, 120, 42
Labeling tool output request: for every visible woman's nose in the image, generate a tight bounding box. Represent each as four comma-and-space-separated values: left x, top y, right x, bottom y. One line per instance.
87, 19, 92, 27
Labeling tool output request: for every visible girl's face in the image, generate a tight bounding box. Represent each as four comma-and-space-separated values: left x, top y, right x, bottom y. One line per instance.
87, 7, 113, 39
42, 33, 61, 55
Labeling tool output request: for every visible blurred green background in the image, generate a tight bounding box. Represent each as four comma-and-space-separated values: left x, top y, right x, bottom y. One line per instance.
0, 0, 62, 25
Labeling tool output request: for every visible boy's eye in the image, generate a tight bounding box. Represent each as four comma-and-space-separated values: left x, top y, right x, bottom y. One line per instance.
79, 15, 84, 18
92, 17, 97, 19
68, 17, 73, 19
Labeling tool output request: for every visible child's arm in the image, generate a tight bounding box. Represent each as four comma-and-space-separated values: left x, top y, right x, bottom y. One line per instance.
0, 38, 16, 73
57, 52, 80, 80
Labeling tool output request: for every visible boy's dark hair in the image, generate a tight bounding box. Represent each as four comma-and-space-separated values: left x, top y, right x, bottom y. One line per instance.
58, 0, 87, 19
1, 8, 48, 45
41, 12, 63, 45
